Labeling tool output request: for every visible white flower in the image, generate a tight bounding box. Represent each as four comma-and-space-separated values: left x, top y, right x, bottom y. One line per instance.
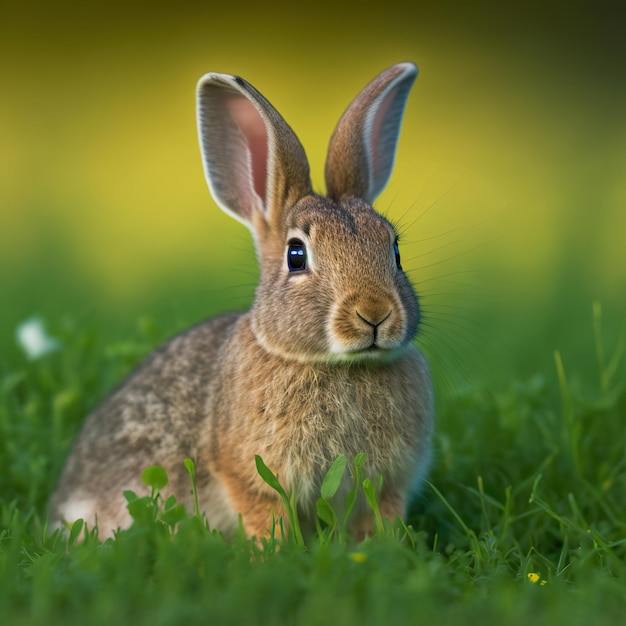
15, 317, 60, 360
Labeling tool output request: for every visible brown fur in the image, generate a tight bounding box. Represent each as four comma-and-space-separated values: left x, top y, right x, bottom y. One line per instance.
49, 62, 434, 540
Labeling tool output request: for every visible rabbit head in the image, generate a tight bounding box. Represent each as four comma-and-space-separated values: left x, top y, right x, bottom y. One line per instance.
197, 63, 420, 364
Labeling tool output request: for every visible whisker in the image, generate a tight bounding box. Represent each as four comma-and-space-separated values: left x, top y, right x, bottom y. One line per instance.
407, 238, 503, 273
400, 175, 466, 231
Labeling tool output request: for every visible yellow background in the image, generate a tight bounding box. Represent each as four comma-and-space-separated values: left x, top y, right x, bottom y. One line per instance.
1, 0, 624, 380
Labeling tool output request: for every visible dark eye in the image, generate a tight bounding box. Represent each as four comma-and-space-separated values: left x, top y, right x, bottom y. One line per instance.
393, 240, 402, 270
287, 239, 307, 272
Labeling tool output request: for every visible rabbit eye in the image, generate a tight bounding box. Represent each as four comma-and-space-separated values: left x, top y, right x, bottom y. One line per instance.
393, 240, 402, 270
287, 239, 307, 272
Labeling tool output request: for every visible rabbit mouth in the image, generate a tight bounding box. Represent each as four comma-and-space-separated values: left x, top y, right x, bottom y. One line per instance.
335, 339, 409, 362
329, 296, 408, 356
357, 342, 401, 355
356, 340, 389, 354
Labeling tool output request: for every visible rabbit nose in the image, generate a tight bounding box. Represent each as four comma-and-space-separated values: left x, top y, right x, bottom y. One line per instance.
356, 308, 392, 328
354, 292, 394, 327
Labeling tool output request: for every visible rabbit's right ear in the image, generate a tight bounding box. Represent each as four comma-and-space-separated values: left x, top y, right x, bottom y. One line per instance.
197, 74, 312, 231
325, 63, 417, 204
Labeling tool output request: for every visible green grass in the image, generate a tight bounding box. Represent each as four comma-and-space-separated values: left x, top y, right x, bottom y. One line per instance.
1, 305, 624, 626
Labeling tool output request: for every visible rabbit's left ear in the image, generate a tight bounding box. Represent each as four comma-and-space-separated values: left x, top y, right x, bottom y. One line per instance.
197, 73, 312, 231
325, 62, 417, 204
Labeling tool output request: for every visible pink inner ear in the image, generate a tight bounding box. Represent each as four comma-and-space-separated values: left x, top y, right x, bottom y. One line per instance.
225, 95, 268, 203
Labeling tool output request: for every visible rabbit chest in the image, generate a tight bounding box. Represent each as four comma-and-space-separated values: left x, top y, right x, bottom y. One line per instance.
206, 316, 432, 506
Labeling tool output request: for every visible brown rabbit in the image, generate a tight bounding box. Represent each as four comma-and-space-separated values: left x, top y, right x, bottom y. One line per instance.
49, 62, 434, 540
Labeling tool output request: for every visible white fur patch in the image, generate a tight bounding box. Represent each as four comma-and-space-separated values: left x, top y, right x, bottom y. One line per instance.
58, 496, 97, 525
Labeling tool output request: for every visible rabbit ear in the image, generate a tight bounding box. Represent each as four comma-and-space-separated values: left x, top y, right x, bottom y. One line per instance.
197, 73, 312, 230
325, 62, 418, 204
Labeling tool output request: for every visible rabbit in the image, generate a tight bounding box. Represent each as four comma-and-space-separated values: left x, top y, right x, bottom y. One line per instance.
49, 61, 434, 541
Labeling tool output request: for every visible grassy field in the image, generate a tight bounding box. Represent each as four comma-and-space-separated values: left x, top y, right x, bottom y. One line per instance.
2, 1, 625, 623
1, 302, 624, 625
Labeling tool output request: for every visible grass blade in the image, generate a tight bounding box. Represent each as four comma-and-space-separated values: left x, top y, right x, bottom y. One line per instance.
320, 454, 347, 499
255, 455, 305, 546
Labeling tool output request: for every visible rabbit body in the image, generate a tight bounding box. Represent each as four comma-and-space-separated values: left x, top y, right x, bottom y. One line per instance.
50, 63, 434, 539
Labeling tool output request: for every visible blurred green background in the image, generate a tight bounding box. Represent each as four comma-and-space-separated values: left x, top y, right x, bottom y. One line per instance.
1, 0, 624, 388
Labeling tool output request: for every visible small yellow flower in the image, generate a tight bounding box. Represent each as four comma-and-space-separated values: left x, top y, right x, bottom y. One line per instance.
527, 572, 540, 583
349, 552, 367, 563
